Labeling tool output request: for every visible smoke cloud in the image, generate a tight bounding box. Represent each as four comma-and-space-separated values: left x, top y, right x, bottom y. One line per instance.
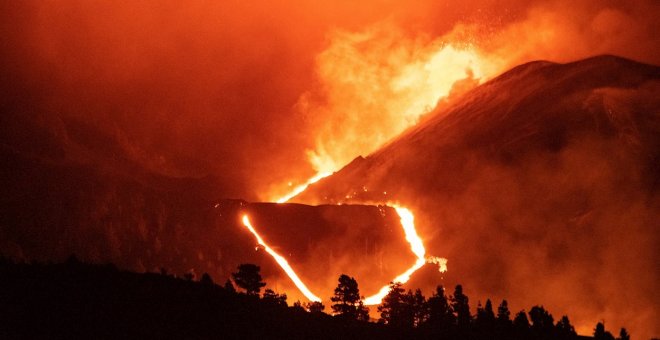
1, 0, 656, 199
1, 0, 658, 338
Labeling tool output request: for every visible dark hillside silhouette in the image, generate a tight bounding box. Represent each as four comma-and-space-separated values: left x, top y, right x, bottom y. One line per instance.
0, 257, 625, 339
0, 257, 389, 339
295, 55, 660, 338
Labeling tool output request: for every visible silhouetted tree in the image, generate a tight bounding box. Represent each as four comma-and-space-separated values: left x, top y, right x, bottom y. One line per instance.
409, 288, 428, 327
304, 301, 325, 314
492, 299, 513, 336
2, 259, 630, 339
475, 299, 496, 331
451, 285, 471, 329
428, 285, 454, 329
262, 288, 287, 307
484, 300, 495, 319
378, 282, 409, 327
232, 264, 266, 296
497, 300, 511, 325
594, 322, 615, 340
555, 315, 577, 338
292, 300, 305, 312
356, 300, 370, 322
200, 273, 214, 286
378, 284, 427, 328
224, 279, 236, 293
331, 274, 369, 321
529, 305, 554, 335
513, 310, 530, 331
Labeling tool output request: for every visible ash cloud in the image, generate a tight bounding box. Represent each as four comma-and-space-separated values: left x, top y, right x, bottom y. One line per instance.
1, 0, 657, 198
1, 0, 658, 338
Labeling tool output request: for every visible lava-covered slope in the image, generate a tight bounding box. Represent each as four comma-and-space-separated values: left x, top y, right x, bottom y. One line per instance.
296, 55, 660, 336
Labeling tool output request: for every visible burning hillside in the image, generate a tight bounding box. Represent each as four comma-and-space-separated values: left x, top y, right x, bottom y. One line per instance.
294, 55, 660, 336
1, 0, 659, 337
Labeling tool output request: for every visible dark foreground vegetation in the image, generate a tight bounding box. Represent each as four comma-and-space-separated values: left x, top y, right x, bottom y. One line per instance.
0, 257, 629, 339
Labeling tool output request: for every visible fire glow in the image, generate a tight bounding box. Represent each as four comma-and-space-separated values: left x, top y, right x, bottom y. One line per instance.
241, 205, 446, 305
363, 205, 447, 305
241, 214, 322, 302
276, 171, 332, 203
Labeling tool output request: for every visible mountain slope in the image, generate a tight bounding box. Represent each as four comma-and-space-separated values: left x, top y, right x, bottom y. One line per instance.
0, 106, 414, 302
296, 55, 660, 337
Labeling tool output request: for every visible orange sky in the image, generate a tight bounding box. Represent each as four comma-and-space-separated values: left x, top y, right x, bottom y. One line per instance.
2, 0, 657, 200
1, 0, 658, 337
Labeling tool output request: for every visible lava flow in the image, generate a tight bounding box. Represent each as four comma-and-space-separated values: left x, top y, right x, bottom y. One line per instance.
241, 199, 446, 304
252, 166, 449, 304
363, 205, 447, 305
275, 171, 332, 203
241, 214, 322, 302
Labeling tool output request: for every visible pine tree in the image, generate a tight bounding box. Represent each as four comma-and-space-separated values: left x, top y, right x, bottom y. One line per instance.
224, 279, 236, 293
476, 299, 496, 330
529, 305, 554, 335
428, 285, 454, 329
484, 299, 495, 320
378, 282, 407, 327
594, 322, 615, 340
556, 315, 576, 338
497, 300, 511, 325
409, 288, 428, 327
331, 274, 368, 320
305, 301, 325, 314
451, 285, 471, 329
513, 310, 530, 331
356, 300, 370, 322
200, 272, 214, 286
262, 288, 287, 307
232, 264, 266, 296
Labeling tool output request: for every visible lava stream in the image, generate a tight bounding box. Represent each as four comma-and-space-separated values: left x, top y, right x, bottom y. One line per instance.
272, 173, 447, 305
276, 171, 332, 203
363, 205, 446, 305
241, 214, 322, 302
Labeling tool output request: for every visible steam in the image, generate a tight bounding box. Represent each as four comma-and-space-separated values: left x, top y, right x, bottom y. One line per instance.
296, 24, 489, 182
1, 0, 658, 338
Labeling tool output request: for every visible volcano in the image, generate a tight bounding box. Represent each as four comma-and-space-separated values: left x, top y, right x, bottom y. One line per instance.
295, 55, 660, 336
1, 54, 658, 337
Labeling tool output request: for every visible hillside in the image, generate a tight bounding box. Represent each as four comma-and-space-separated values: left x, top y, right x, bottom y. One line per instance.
0, 258, 391, 339
295, 55, 660, 337
0, 258, 601, 339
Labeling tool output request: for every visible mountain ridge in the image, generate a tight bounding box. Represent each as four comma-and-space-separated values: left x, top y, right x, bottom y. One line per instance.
293, 55, 660, 337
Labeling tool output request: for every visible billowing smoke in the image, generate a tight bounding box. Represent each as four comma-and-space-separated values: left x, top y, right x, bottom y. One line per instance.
1, 0, 658, 338
282, 0, 659, 200
2, 0, 656, 198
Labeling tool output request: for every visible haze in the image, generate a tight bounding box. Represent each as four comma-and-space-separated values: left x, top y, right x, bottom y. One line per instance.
1, 0, 658, 338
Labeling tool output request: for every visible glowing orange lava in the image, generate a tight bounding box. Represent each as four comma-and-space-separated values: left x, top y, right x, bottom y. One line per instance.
241, 201, 446, 305
269, 169, 447, 305
276, 171, 332, 203
241, 214, 322, 302
363, 205, 447, 305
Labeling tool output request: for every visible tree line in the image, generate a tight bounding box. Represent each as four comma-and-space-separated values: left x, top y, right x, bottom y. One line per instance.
0, 256, 631, 339
230, 263, 631, 340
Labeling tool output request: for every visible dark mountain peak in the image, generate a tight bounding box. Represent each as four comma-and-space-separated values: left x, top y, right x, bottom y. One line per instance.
293, 55, 659, 337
